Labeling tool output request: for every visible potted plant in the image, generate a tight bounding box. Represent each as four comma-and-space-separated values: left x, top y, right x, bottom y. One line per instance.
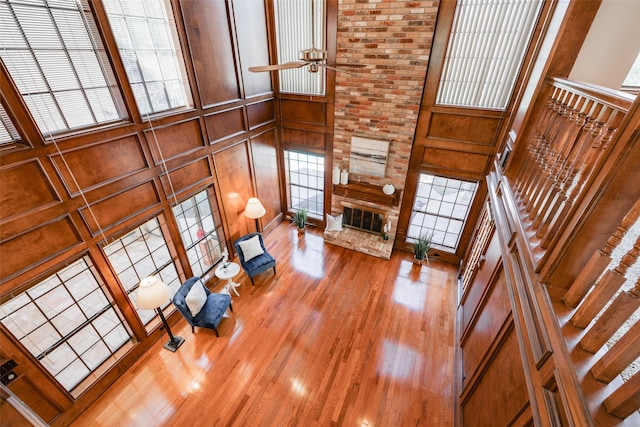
291, 208, 308, 235
413, 232, 433, 266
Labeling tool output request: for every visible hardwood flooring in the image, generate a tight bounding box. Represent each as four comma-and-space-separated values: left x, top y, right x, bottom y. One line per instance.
72, 223, 457, 426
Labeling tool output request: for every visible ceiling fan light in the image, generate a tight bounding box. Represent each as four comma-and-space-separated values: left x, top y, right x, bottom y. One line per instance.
300, 47, 327, 62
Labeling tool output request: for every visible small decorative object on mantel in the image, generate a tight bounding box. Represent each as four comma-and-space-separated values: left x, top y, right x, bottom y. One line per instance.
382, 219, 392, 240
382, 183, 395, 195
412, 232, 433, 266
332, 166, 340, 185
340, 169, 349, 185
291, 208, 308, 236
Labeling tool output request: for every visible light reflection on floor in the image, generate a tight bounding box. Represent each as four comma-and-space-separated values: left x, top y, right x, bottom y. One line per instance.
290, 230, 325, 278
377, 339, 421, 381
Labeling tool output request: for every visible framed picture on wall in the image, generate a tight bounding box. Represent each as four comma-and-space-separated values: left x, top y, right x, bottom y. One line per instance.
349, 136, 390, 177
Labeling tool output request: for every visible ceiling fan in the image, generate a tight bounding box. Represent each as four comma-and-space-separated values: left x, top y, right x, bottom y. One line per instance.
249, 0, 365, 75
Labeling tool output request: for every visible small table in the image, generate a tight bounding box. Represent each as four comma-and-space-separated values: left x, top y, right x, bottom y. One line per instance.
215, 262, 241, 296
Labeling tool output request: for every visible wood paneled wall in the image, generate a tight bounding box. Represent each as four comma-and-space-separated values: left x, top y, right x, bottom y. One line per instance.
0, 0, 281, 423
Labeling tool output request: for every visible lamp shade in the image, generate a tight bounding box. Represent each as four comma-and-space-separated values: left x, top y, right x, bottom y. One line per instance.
244, 197, 266, 219
136, 276, 170, 310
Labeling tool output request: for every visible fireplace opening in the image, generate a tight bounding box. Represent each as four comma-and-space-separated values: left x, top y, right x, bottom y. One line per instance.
342, 202, 387, 234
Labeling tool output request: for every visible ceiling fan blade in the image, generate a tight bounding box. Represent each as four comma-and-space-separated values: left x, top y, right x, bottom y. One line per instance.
322, 64, 360, 76
329, 63, 367, 68
248, 61, 307, 72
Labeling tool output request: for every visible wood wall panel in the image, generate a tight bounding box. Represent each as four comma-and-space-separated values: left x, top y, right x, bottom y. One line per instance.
428, 112, 501, 146
282, 128, 326, 150
0, 216, 81, 280
247, 99, 275, 129
162, 157, 212, 198
213, 142, 253, 247
461, 267, 510, 390
50, 136, 146, 194
461, 327, 529, 426
232, 0, 272, 97
145, 119, 204, 161
281, 100, 326, 125
0, 160, 59, 220
461, 234, 502, 331
421, 148, 487, 177
250, 130, 281, 229
181, 0, 240, 106
6, 376, 60, 423
80, 182, 160, 234
205, 107, 246, 143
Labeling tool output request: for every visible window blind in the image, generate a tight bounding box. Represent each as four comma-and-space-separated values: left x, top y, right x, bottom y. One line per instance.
436, 0, 542, 109
0, 0, 122, 136
274, 0, 325, 96
102, 0, 190, 116
0, 103, 20, 146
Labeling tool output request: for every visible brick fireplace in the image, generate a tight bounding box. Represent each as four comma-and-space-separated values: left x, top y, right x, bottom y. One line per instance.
325, 1, 437, 259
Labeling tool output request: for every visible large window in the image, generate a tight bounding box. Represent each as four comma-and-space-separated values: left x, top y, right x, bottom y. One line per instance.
102, 0, 190, 116
285, 150, 324, 216
103, 217, 181, 327
273, 0, 325, 95
408, 174, 478, 251
0, 0, 123, 135
0, 257, 132, 395
436, 0, 542, 109
173, 189, 224, 278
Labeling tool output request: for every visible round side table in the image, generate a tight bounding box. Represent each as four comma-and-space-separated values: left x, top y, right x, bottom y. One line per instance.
215, 262, 241, 296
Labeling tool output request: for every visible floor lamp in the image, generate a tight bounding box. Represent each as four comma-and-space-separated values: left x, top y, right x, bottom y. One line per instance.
136, 276, 185, 352
244, 197, 266, 232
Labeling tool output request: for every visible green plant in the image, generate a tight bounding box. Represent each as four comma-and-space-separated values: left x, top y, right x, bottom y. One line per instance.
291, 208, 308, 228
413, 232, 433, 260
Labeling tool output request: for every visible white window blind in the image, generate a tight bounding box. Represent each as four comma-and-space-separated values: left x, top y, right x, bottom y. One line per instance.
0, 0, 123, 135
102, 0, 190, 116
274, 0, 325, 96
436, 0, 542, 109
0, 103, 20, 146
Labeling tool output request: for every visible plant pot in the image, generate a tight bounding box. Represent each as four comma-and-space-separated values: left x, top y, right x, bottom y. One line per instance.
297, 226, 305, 236
413, 256, 424, 266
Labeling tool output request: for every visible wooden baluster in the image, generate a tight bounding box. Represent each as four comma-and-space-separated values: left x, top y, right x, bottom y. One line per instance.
591, 318, 640, 383
516, 96, 561, 193
540, 122, 617, 249
563, 200, 640, 307
570, 234, 640, 328
534, 114, 596, 237
603, 371, 640, 419
520, 99, 566, 203
524, 100, 575, 213
530, 109, 589, 229
579, 275, 640, 353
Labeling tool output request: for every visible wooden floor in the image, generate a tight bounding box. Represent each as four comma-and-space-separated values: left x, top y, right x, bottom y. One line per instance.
72, 223, 457, 426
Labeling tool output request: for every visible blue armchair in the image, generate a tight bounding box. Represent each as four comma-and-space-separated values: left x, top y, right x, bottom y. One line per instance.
172, 277, 232, 337
234, 233, 276, 286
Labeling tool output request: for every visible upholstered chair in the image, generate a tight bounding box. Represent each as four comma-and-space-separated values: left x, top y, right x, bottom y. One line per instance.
172, 277, 232, 337
234, 233, 276, 286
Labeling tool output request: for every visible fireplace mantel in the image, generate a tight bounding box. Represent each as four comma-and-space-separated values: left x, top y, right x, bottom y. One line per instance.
332, 181, 401, 207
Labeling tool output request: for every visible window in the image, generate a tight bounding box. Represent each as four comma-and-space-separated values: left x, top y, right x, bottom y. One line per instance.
103, 217, 181, 328
0, 103, 20, 147
102, 0, 190, 116
172, 189, 224, 278
285, 150, 324, 216
622, 52, 640, 89
436, 0, 542, 109
0, 257, 132, 395
274, 0, 325, 95
408, 174, 478, 251
0, 0, 123, 135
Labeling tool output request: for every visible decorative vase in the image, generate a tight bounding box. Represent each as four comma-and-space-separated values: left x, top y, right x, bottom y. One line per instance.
340, 169, 349, 185
332, 166, 340, 185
